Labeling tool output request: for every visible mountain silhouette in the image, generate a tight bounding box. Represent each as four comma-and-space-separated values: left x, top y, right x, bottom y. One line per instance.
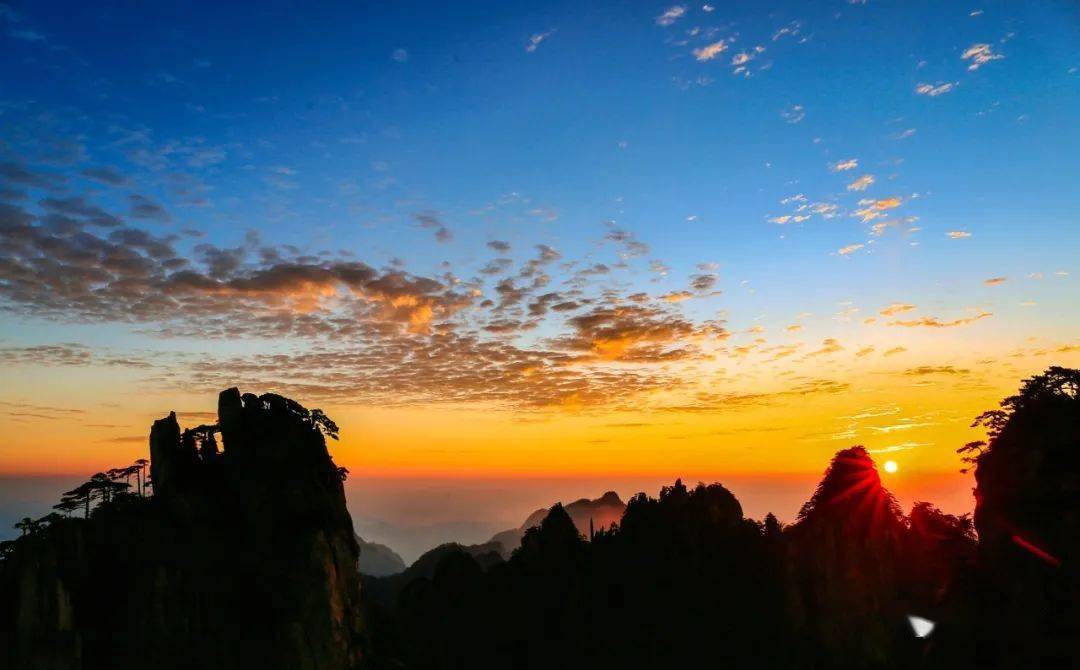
0, 388, 363, 670
2, 368, 1077, 669
356, 534, 407, 577
488, 490, 626, 557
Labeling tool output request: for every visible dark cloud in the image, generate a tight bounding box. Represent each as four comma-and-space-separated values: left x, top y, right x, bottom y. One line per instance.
81, 166, 130, 186
0, 162, 64, 190
554, 303, 727, 363
128, 194, 171, 222
39, 195, 122, 227
415, 212, 452, 243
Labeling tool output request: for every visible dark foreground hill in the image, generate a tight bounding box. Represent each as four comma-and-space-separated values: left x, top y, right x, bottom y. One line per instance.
360, 367, 1079, 670
0, 388, 364, 670
2, 367, 1078, 670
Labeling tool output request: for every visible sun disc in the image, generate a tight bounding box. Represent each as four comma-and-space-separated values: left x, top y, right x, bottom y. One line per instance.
883, 460, 899, 474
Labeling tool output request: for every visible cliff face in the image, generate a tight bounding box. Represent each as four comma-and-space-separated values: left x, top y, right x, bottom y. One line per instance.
0, 388, 363, 670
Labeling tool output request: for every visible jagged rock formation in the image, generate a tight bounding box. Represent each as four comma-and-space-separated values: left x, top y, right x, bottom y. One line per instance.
489, 490, 625, 557
0, 388, 363, 670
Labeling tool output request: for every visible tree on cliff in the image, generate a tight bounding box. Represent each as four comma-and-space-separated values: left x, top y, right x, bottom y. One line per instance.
959, 366, 1080, 667
13, 518, 37, 537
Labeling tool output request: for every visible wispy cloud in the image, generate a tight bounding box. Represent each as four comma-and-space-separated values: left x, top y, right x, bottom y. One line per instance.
693, 39, 733, 62
915, 82, 957, 96
880, 303, 916, 316
656, 6, 686, 27
962, 43, 1003, 70
526, 29, 555, 53
781, 104, 805, 124
889, 311, 992, 328
847, 174, 875, 191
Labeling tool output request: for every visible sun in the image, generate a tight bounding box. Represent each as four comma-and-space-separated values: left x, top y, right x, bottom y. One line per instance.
883, 460, 899, 474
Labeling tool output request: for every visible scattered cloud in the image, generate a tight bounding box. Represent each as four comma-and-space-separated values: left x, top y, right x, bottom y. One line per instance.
526, 29, 555, 53
903, 365, 971, 376
693, 39, 733, 62
962, 43, 1003, 70
415, 212, 453, 243
880, 303, 916, 316
656, 6, 686, 26
830, 159, 858, 172
915, 82, 957, 96
983, 276, 1007, 286
889, 311, 992, 328
946, 231, 972, 239
847, 174, 875, 191
781, 104, 805, 124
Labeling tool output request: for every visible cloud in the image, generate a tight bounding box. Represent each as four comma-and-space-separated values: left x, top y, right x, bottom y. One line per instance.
806, 338, 844, 357
1, 162, 64, 189
830, 159, 858, 172
414, 212, 453, 243
946, 231, 972, 239
604, 228, 649, 258
8, 28, 46, 42
868, 442, 931, 454
656, 6, 686, 26
487, 240, 511, 252
915, 82, 957, 96
129, 194, 171, 222
883, 346, 907, 357
40, 195, 122, 227
81, 166, 130, 186
983, 276, 1007, 286
693, 39, 732, 62
659, 379, 850, 413
847, 174, 875, 191
962, 43, 1003, 70
781, 104, 805, 124
903, 365, 971, 376
0, 343, 150, 368
879, 303, 916, 316
553, 303, 727, 363
391, 48, 409, 62
855, 346, 875, 357
853, 196, 902, 223
526, 29, 555, 53
660, 290, 693, 303
889, 311, 992, 328
0, 344, 92, 366
837, 243, 865, 256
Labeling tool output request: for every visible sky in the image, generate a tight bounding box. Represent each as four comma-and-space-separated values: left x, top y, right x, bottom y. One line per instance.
0, 1, 1078, 555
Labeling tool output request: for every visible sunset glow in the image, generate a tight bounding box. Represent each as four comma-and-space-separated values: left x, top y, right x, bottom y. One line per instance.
0, 1, 1078, 538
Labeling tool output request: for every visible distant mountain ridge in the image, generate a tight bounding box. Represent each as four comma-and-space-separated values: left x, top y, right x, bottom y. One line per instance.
489, 490, 625, 557
357, 534, 407, 577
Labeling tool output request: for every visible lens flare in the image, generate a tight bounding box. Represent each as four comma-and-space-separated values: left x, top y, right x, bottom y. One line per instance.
883, 460, 899, 474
